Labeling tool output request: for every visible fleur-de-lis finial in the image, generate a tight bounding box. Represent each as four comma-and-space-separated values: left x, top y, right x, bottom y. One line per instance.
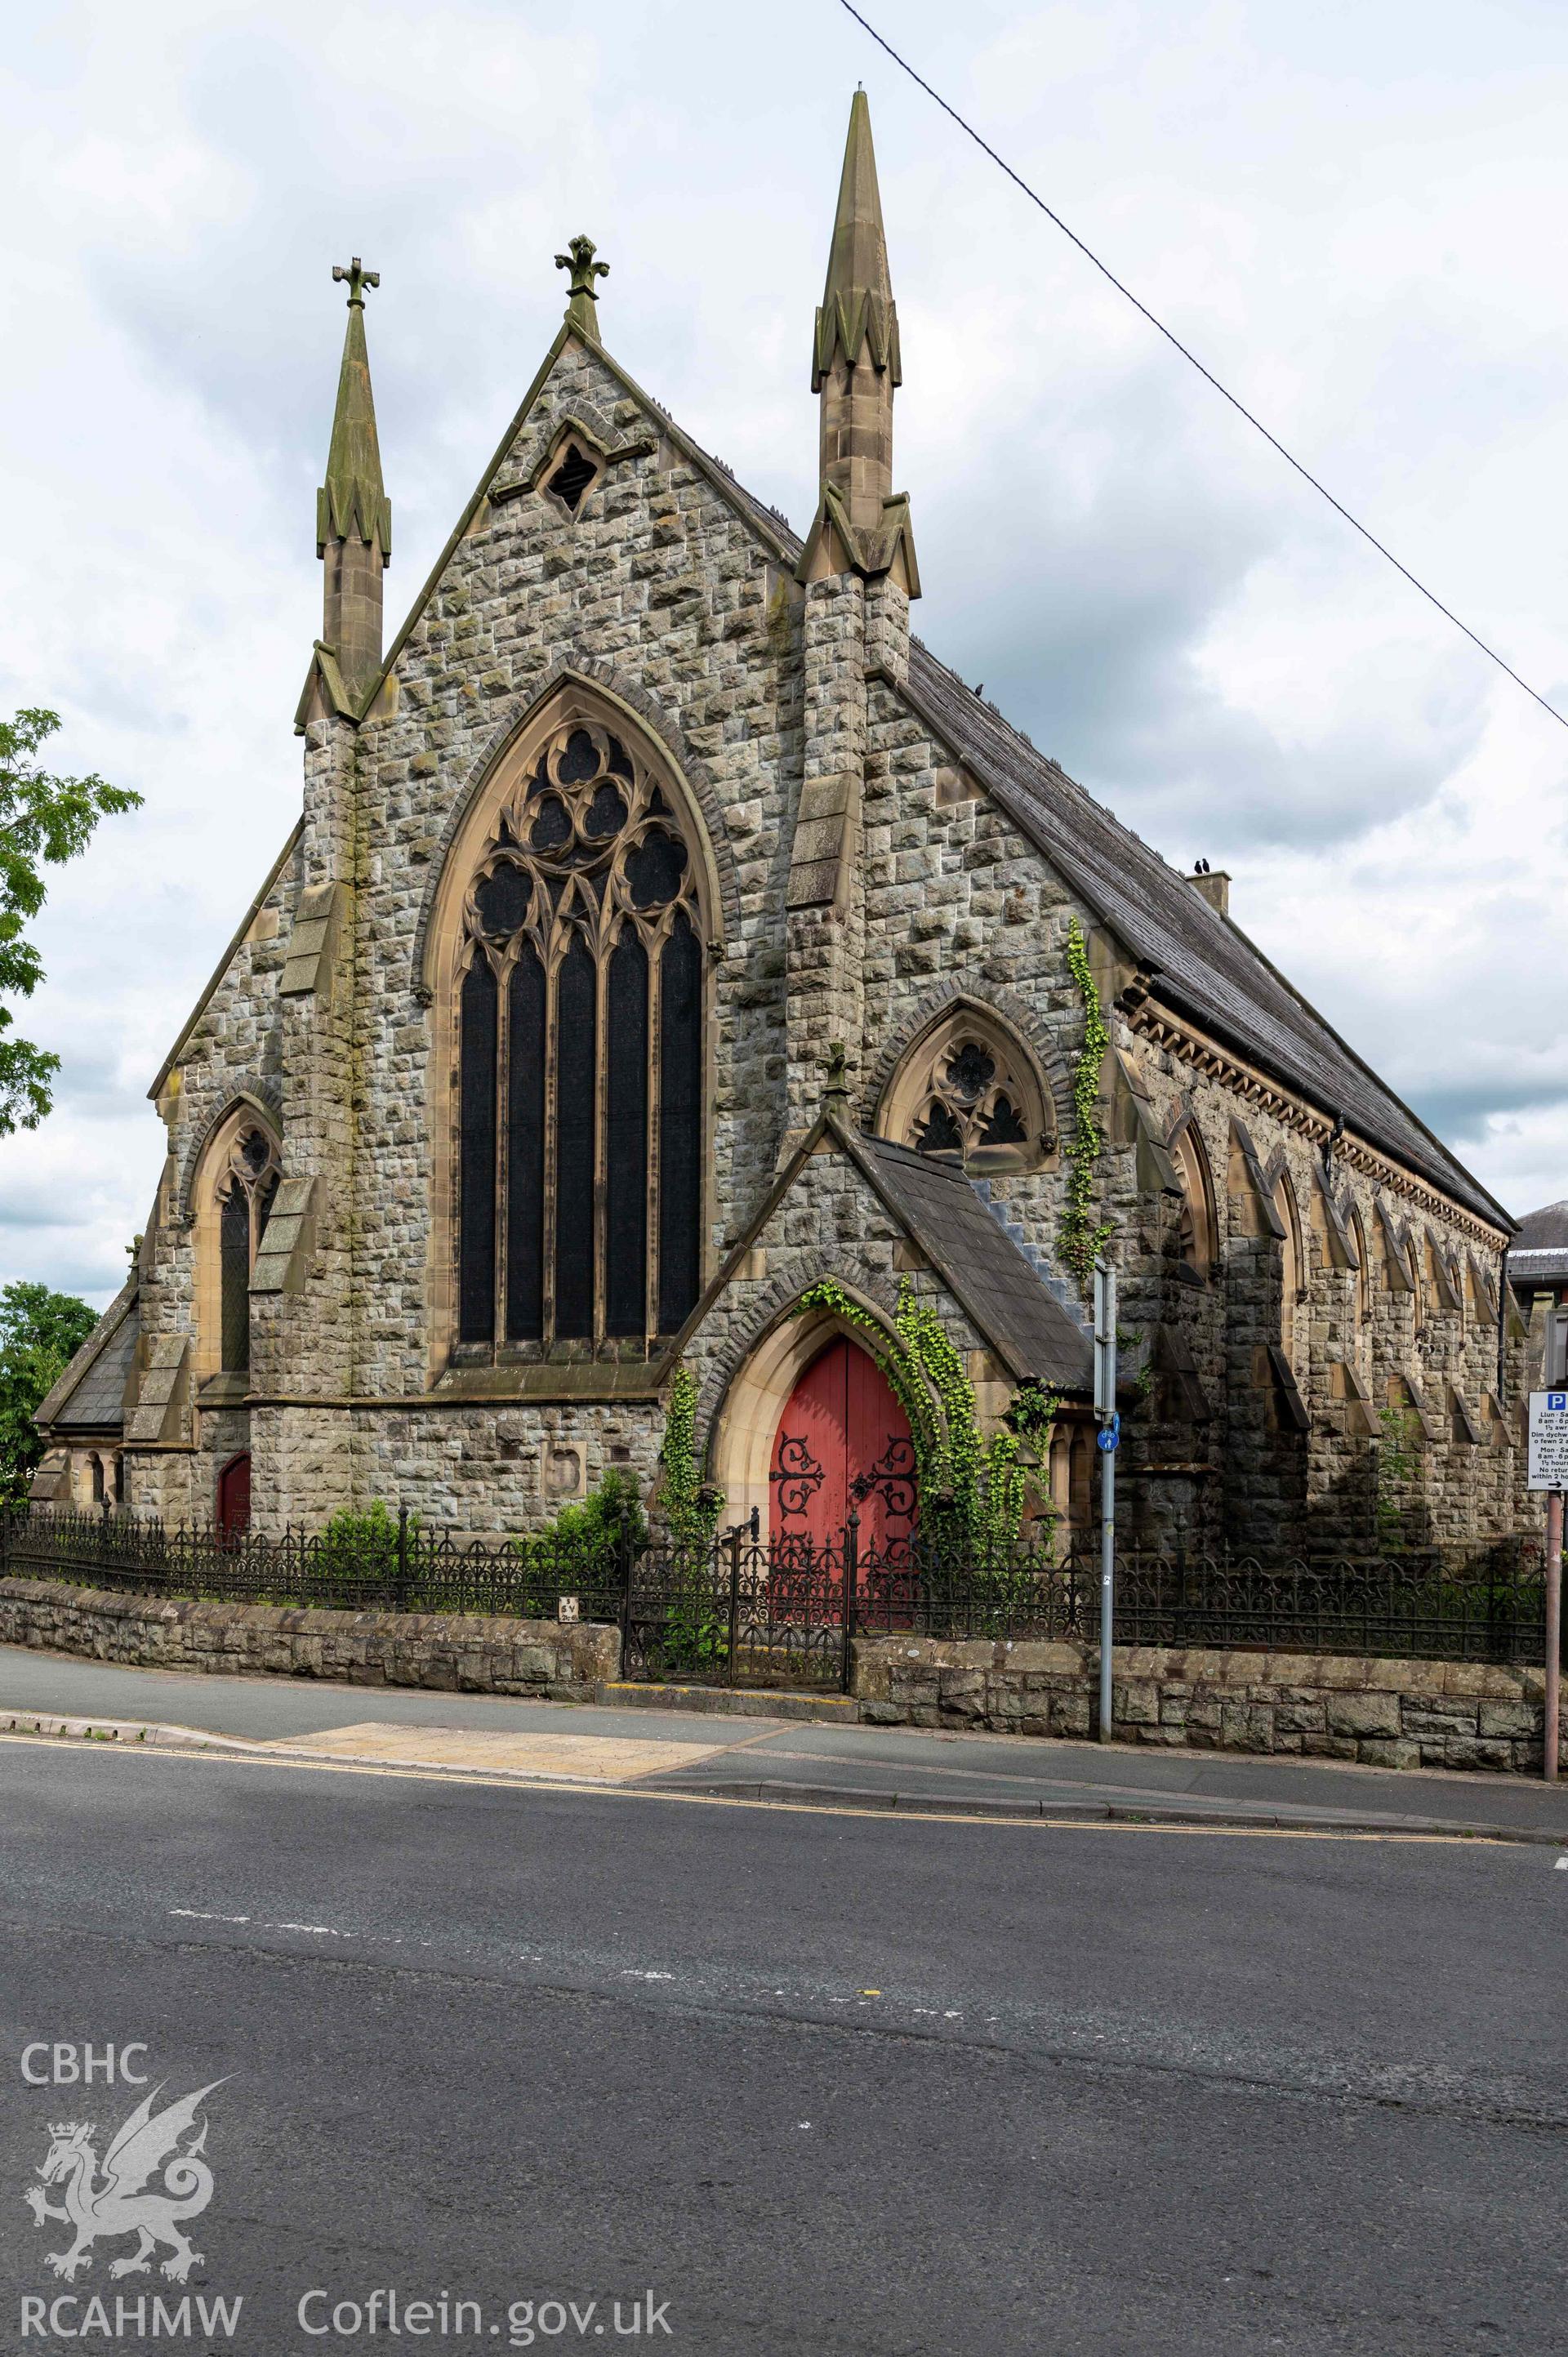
555, 234, 609, 340
555, 234, 609, 300
332, 256, 380, 309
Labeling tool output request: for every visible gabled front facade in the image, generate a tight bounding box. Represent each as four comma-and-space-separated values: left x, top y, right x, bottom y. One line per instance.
41, 97, 1526, 1557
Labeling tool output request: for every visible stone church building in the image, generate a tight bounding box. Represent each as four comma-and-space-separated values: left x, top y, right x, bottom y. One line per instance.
37, 96, 1526, 1555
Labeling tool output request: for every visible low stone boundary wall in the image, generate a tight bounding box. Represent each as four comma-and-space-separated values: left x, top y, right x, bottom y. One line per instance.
853, 1637, 1563, 1774
2, 1580, 1557, 1772
0, 1579, 617, 1700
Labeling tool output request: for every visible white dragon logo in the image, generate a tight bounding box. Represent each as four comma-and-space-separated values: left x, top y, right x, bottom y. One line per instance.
24, 2081, 224, 2283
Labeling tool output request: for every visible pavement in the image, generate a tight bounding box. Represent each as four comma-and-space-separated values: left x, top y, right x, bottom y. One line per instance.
4, 1641, 1568, 1841
2, 1717, 1564, 2354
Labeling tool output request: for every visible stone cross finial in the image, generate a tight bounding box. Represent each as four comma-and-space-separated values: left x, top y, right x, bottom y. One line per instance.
332, 256, 380, 309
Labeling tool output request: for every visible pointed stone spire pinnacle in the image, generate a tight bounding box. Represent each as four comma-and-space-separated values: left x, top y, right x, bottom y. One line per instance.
812, 88, 901, 395
555, 234, 609, 342
318, 261, 390, 559
316, 258, 390, 702
798, 92, 919, 599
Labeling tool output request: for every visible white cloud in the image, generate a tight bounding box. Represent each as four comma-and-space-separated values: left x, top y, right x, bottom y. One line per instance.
2, 0, 1567, 1304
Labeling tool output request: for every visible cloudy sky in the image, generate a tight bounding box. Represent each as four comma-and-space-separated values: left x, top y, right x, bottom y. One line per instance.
4, 0, 1568, 1306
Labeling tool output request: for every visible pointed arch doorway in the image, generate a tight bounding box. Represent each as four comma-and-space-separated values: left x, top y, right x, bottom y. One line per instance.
768, 1338, 917, 1559
216, 1451, 252, 1539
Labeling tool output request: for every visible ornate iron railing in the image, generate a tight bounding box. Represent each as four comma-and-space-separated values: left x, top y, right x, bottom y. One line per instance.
0, 1508, 1550, 1689
0, 1506, 626, 1622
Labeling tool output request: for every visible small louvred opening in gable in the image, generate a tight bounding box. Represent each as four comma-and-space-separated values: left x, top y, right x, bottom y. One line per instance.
547, 443, 599, 512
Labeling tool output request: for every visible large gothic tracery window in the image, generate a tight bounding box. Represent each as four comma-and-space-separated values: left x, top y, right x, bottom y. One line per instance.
455, 720, 705, 1356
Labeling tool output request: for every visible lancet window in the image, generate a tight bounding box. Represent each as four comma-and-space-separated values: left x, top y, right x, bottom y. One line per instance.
1169, 1117, 1217, 1282
216, 1125, 280, 1374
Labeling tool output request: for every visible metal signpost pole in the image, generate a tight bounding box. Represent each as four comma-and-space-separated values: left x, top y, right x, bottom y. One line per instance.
1547, 1491, 1561, 1787
1526, 1385, 1567, 1784
1094, 1259, 1118, 1745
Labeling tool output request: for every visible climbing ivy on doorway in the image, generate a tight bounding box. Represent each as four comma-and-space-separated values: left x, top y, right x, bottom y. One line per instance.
658, 1362, 724, 1550
792, 1277, 1054, 1553
1059, 916, 1113, 1290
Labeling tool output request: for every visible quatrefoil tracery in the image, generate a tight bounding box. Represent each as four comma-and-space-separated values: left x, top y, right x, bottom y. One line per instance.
216, 1124, 280, 1212
461, 723, 697, 978
911, 1037, 1031, 1160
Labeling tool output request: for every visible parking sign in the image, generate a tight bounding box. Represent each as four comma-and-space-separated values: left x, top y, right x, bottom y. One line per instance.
1527, 1391, 1568, 1490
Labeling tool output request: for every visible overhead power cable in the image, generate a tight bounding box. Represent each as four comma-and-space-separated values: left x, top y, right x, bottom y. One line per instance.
839, 0, 1568, 732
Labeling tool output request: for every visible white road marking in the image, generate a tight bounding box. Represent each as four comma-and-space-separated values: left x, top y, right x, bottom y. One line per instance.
169, 1909, 351, 1936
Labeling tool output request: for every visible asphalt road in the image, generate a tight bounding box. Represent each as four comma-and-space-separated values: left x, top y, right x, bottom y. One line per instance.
1, 1740, 1564, 2357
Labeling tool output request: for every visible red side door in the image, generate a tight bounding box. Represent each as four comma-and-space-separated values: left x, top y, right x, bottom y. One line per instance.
769, 1338, 916, 1559
216, 1451, 252, 1539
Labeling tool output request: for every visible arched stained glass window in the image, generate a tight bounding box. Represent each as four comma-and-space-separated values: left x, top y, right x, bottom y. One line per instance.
455, 720, 706, 1356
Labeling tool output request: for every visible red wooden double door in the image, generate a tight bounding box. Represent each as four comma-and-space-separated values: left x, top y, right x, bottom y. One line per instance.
768, 1338, 917, 1557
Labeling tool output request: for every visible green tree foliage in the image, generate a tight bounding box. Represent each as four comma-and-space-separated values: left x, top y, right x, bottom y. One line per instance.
512, 1468, 648, 1578
317, 1499, 420, 1585
0, 1281, 97, 1504
0, 710, 141, 1134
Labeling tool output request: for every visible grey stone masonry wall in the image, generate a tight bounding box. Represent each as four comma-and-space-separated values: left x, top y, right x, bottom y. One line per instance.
350, 337, 811, 1413
1116, 1014, 1524, 1555
127, 828, 301, 1527
256, 713, 359, 1528
0, 1579, 616, 1700
853, 1635, 1563, 1774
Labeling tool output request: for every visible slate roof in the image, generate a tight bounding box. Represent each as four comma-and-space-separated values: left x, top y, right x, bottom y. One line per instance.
37, 1282, 139, 1434
844, 1130, 1092, 1392
1506, 1199, 1568, 1289
1510, 1198, 1568, 1253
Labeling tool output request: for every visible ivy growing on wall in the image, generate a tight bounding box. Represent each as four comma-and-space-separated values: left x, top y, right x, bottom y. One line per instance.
659, 1363, 724, 1550
794, 1277, 1055, 1553
1375, 1404, 1422, 1553
1059, 916, 1114, 1290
